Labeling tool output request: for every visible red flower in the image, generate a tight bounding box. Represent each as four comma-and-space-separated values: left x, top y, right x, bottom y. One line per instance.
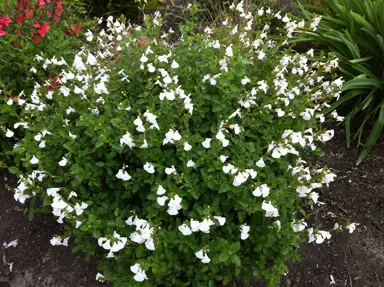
25, 10, 33, 19
38, 0, 45, 8
16, 15, 24, 24
17, 30, 23, 36
34, 37, 40, 44
52, 16, 59, 22
0, 16, 12, 26
0, 29, 6, 37
34, 22, 50, 37
67, 28, 74, 35
74, 23, 81, 34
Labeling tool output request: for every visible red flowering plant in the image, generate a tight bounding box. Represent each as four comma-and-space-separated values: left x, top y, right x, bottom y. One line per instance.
0, 0, 93, 165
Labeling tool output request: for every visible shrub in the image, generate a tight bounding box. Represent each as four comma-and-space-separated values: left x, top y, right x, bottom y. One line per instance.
83, 0, 161, 18
294, 0, 384, 164
4, 3, 352, 286
0, 0, 93, 165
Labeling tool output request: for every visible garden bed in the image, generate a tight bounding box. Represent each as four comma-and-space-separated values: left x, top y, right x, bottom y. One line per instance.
1, 126, 383, 287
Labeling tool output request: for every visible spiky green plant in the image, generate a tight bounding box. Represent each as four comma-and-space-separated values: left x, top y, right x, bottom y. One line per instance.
294, 0, 384, 164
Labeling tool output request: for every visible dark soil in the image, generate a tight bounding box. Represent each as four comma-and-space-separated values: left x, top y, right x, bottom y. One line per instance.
277, 126, 384, 287
1, 126, 384, 287
0, 173, 108, 287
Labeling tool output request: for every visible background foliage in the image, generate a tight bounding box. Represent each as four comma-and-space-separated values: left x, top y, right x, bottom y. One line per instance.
295, 0, 384, 164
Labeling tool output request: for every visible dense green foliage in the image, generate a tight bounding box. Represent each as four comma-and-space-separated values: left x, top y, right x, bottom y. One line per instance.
84, 0, 162, 18
0, 0, 93, 165
0, 1, 359, 287
295, 0, 384, 164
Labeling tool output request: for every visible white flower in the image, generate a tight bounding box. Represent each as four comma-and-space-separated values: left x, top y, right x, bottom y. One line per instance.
313, 230, 331, 244
296, 186, 312, 197
213, 216, 226, 226
94, 82, 109, 94
229, 124, 241, 134
157, 185, 166, 195
59, 86, 70, 97
3, 239, 18, 248
178, 224, 192, 236
256, 158, 265, 168
195, 249, 210, 263
220, 155, 228, 163
143, 162, 155, 174
184, 142, 192, 151
222, 164, 235, 174
133, 116, 144, 131
345, 223, 358, 233
258, 51, 266, 61
87, 53, 98, 65
158, 55, 169, 63
165, 166, 176, 175
291, 220, 307, 232
187, 160, 195, 168
120, 132, 135, 149
74, 202, 88, 215
163, 129, 182, 145
190, 219, 200, 232
157, 196, 168, 206
5, 129, 14, 138
245, 169, 257, 179
253, 184, 270, 197
276, 108, 285, 117
30, 156, 39, 164
282, 14, 290, 23
58, 157, 68, 167
39, 141, 46, 148
319, 130, 334, 142
116, 169, 131, 181
240, 224, 250, 240
69, 132, 77, 140
241, 76, 250, 85
95, 273, 105, 282
147, 63, 156, 73
199, 218, 214, 233
50, 236, 69, 246
167, 195, 182, 215
225, 45, 234, 57
262, 201, 279, 217
202, 138, 212, 149
322, 172, 336, 186
140, 54, 148, 63
140, 139, 148, 149
47, 188, 60, 197
85, 30, 93, 41
233, 171, 249, 186
130, 263, 148, 282
171, 60, 179, 69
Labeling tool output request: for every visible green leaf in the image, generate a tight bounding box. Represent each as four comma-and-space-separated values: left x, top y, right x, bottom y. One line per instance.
357, 103, 384, 165
342, 77, 383, 91
231, 254, 241, 267
345, 114, 352, 148
219, 252, 230, 263
230, 242, 241, 253
8, 166, 19, 174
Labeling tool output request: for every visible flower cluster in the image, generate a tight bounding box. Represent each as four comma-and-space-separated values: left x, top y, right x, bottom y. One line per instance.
0, 0, 67, 43
2, 3, 358, 286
